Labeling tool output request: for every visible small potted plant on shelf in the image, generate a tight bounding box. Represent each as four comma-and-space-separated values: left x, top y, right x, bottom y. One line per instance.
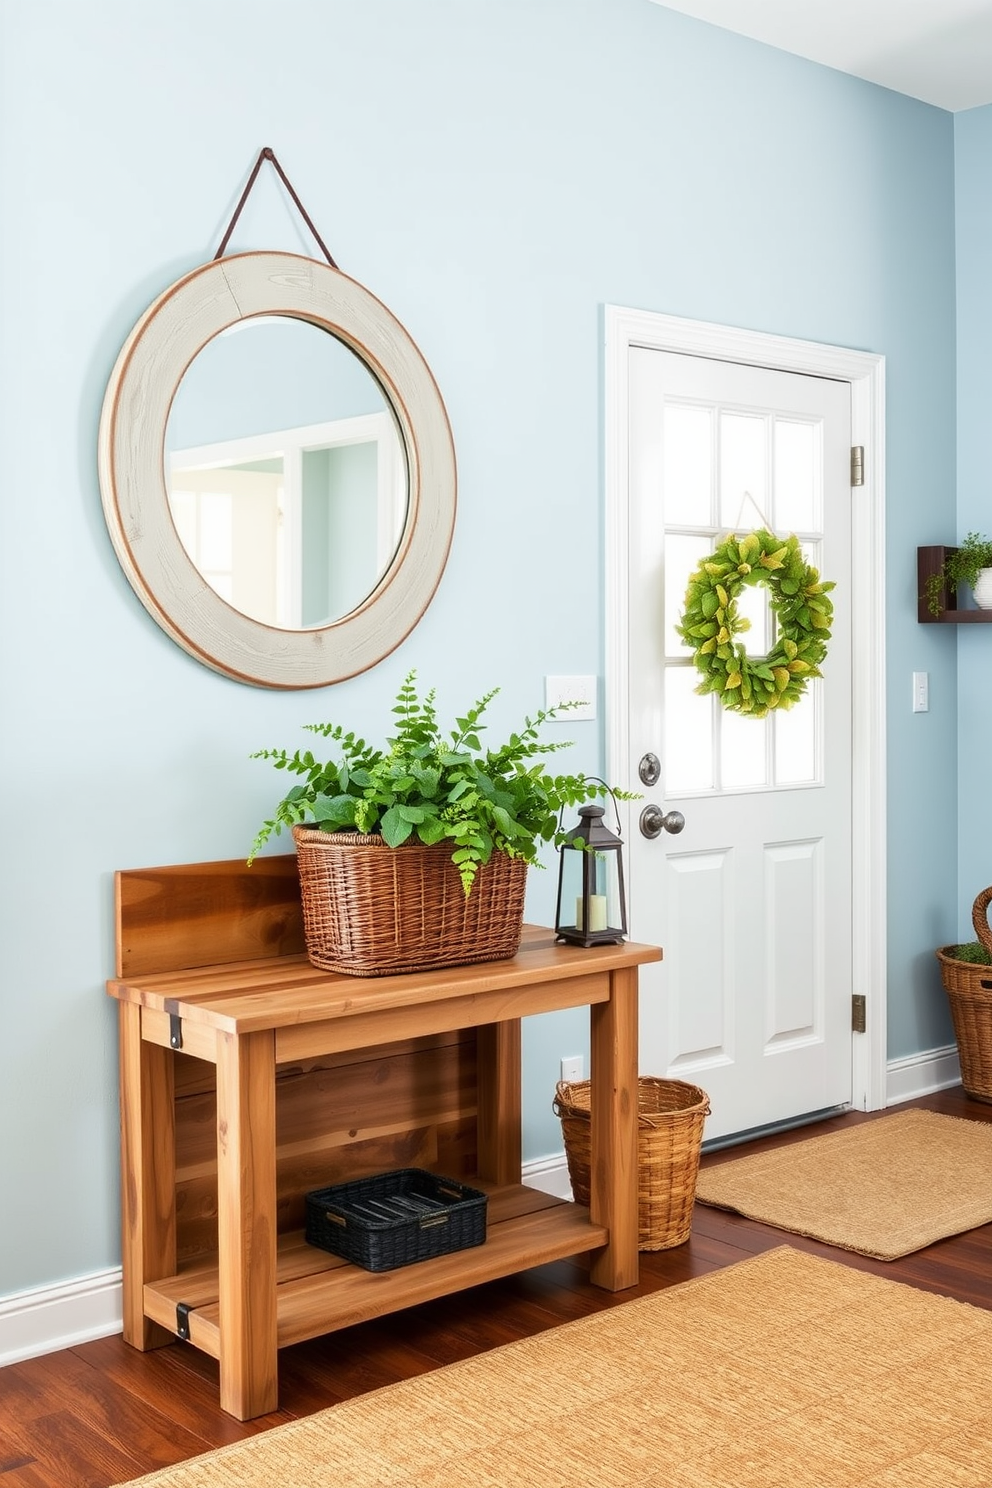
249, 671, 635, 977
924, 531, 992, 616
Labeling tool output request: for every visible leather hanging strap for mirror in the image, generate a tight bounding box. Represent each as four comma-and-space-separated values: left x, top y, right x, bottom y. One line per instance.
215, 147, 338, 268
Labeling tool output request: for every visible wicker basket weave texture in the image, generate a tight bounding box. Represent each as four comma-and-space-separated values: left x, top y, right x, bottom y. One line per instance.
292, 826, 528, 977
553, 1076, 710, 1251
936, 885, 992, 1103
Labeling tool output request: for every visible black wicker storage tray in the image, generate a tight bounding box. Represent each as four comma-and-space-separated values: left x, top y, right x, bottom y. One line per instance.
304, 1168, 488, 1273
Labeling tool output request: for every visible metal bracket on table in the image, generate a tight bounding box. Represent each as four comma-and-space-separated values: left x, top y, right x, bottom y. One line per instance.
175, 1302, 194, 1341
168, 1012, 183, 1050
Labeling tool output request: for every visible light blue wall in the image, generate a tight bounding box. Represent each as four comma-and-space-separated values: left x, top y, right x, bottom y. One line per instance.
0, 0, 959, 1295
954, 106, 992, 930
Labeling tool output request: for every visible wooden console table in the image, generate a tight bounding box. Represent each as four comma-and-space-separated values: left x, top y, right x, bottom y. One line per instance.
108, 857, 661, 1420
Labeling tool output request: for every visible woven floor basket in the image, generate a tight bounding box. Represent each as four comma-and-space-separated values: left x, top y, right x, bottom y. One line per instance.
936, 885, 992, 1103
553, 1076, 710, 1250
292, 826, 528, 976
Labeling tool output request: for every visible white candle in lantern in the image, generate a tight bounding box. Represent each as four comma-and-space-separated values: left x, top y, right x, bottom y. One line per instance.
576, 894, 608, 933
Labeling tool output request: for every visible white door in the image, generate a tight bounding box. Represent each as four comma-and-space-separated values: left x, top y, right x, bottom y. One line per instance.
627, 348, 853, 1140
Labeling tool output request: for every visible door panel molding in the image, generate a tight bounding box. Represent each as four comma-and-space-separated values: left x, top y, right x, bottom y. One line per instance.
604, 305, 886, 1114
763, 837, 823, 1045
664, 849, 733, 1065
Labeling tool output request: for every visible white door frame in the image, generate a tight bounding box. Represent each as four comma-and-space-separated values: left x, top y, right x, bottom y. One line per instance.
604, 305, 887, 1116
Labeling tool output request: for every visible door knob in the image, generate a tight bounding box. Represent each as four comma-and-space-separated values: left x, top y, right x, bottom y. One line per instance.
639, 805, 685, 840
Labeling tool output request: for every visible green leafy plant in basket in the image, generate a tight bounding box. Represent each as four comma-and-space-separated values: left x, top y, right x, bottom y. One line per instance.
249, 671, 637, 895
947, 941, 992, 966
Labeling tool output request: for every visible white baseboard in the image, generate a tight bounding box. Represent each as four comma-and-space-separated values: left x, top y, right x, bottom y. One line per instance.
0, 1267, 123, 1367
885, 1043, 961, 1105
0, 1048, 963, 1369
522, 1152, 572, 1199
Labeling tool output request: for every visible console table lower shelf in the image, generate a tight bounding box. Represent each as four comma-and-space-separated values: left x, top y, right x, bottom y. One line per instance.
144, 1186, 608, 1356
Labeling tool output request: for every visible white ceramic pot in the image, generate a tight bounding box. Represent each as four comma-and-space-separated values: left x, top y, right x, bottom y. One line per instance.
973, 568, 992, 610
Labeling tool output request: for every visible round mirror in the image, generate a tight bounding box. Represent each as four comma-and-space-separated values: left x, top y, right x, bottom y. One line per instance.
98, 252, 456, 688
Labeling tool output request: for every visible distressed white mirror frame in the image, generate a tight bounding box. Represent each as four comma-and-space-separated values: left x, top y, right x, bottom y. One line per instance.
98, 251, 457, 689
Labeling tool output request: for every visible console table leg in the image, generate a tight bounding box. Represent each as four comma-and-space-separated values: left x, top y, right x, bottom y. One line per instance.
477, 1020, 522, 1184
118, 1002, 176, 1349
216, 1028, 278, 1420
588, 967, 639, 1291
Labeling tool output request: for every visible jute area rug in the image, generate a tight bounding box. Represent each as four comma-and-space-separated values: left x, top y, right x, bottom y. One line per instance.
116, 1247, 992, 1488
695, 1108, 992, 1260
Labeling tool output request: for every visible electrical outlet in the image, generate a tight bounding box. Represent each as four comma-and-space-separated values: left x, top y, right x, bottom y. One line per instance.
545, 676, 596, 720
560, 1055, 583, 1084
912, 671, 929, 713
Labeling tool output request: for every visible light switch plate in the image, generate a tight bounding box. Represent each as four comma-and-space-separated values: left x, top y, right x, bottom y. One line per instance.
545, 675, 597, 720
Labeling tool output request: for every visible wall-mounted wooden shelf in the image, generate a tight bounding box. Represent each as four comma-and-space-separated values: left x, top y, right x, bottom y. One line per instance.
917, 546, 992, 623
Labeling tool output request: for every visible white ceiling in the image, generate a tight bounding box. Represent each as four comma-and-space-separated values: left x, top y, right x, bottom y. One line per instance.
650, 0, 992, 111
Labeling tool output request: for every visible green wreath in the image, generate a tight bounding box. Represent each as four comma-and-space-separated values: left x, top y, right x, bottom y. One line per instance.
677, 530, 834, 718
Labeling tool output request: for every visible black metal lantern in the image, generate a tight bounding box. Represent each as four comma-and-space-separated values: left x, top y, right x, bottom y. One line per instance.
554, 788, 628, 948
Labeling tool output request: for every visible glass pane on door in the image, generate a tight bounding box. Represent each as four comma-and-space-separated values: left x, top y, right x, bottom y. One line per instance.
719, 412, 767, 528
721, 709, 768, 789
665, 667, 713, 792
665, 533, 712, 656
734, 579, 771, 657
775, 418, 820, 532
775, 686, 819, 783
663, 404, 712, 527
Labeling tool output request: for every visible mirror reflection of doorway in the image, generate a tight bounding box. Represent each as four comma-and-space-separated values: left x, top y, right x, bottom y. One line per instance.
168, 412, 406, 628
164, 315, 409, 630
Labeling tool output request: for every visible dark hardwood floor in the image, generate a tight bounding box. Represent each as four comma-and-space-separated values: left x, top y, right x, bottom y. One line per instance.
2, 1087, 989, 1488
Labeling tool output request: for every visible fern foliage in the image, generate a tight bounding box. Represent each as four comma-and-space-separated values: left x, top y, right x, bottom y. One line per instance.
250, 672, 635, 894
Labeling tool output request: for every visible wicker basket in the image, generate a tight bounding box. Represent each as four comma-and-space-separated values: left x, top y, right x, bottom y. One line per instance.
305, 1169, 487, 1272
936, 885, 992, 1103
553, 1076, 710, 1250
292, 826, 528, 976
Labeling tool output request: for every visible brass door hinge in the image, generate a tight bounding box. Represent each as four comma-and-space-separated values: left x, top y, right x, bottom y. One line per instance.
852, 993, 867, 1033
851, 446, 864, 487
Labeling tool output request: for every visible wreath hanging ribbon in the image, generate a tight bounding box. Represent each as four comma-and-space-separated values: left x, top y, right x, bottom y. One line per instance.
677, 530, 834, 717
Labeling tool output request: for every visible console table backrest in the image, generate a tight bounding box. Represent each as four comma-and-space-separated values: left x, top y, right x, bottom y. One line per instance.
115, 856, 305, 977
